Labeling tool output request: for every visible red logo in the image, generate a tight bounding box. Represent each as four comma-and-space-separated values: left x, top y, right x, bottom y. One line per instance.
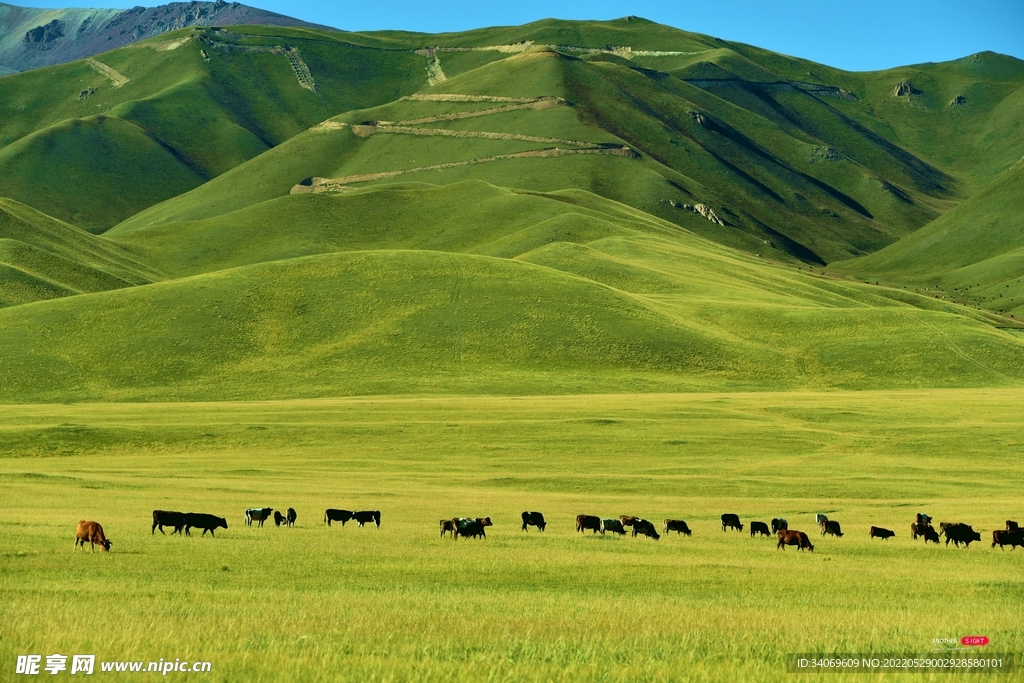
961, 636, 989, 646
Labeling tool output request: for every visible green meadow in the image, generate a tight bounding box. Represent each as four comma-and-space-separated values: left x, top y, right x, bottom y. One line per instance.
2, 391, 1022, 682
2, 14, 1024, 682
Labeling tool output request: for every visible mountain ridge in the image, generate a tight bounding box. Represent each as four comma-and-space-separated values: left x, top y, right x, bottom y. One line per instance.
0, 0, 334, 73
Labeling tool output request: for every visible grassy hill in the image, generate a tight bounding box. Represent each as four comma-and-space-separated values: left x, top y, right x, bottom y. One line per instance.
1, 18, 1023, 400
834, 157, 1024, 316
3, 180, 1023, 402
0, 26, 432, 231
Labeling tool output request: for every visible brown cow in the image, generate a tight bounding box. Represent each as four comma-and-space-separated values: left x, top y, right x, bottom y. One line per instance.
992, 529, 1023, 550
577, 515, 602, 534
619, 515, 640, 528
440, 519, 455, 538
75, 520, 111, 552
776, 529, 814, 552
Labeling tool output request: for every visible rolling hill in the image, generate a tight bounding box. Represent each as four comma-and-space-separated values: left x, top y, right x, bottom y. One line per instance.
0, 17, 1022, 401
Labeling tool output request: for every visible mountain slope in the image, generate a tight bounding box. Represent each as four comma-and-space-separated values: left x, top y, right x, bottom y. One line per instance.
0, 27, 431, 231
834, 157, 1024, 316
0, 1, 332, 73
104, 23, 1024, 265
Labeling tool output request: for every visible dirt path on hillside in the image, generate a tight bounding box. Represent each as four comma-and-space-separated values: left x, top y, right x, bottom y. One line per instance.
353, 124, 597, 147
290, 145, 638, 193
87, 58, 128, 87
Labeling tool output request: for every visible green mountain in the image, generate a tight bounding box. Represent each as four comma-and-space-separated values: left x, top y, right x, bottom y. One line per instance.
1, 17, 1022, 401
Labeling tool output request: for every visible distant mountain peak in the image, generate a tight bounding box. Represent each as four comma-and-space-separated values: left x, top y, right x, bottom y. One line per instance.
0, 0, 335, 73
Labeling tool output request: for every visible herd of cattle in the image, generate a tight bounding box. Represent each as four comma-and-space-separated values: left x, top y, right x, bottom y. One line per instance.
73, 509, 1022, 554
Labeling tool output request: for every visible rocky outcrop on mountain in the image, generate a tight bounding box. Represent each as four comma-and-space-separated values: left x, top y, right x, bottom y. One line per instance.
893, 80, 922, 97
0, 1, 334, 73
810, 146, 841, 163
23, 19, 64, 44
950, 95, 967, 106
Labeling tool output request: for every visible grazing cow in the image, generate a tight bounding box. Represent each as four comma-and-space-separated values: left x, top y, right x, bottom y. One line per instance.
632, 519, 660, 540
721, 513, 743, 532
771, 518, 788, 533
664, 519, 692, 536
870, 526, 895, 540
455, 520, 486, 540
245, 507, 273, 527
353, 510, 381, 528
151, 510, 185, 535
521, 511, 546, 532
287, 508, 297, 527
619, 515, 640, 529
440, 519, 455, 538
1007, 520, 1020, 532
916, 512, 932, 526
815, 513, 828, 530
602, 518, 627, 535
777, 529, 814, 552
75, 520, 111, 552
924, 527, 940, 544
992, 529, 1023, 550
750, 521, 771, 538
576, 515, 602, 534
944, 523, 981, 548
273, 511, 286, 527
184, 512, 228, 537
324, 509, 354, 526
911, 522, 935, 540
823, 521, 844, 538
453, 517, 491, 531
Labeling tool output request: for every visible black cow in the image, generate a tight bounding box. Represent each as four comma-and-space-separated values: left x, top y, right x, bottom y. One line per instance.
870, 526, 895, 540
944, 523, 981, 548
823, 521, 844, 538
721, 514, 743, 532
916, 512, 932, 526
576, 515, 602, 534
911, 522, 935, 540
245, 507, 273, 527
750, 521, 771, 538
924, 527, 940, 544
455, 521, 486, 540
632, 519, 660, 540
602, 518, 627, 535
152, 510, 185, 535
1007, 520, 1020, 532
353, 510, 381, 528
440, 519, 455, 538
664, 519, 692, 536
287, 508, 297, 527
273, 511, 286, 527
771, 518, 788, 533
325, 509, 354, 526
521, 511, 546, 532
184, 513, 228, 537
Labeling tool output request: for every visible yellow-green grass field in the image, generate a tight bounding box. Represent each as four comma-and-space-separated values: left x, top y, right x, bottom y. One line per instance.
2, 390, 1022, 681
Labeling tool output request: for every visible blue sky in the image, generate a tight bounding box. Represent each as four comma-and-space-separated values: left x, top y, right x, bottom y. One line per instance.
10, 0, 1023, 71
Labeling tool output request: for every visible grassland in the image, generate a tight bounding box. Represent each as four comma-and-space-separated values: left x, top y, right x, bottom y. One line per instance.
2, 391, 1022, 682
